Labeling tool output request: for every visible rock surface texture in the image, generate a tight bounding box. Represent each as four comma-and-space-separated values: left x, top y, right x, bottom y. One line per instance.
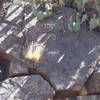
0, 0, 100, 100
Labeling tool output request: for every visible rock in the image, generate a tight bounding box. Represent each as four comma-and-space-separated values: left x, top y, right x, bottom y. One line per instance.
0, 1, 100, 100
82, 69, 100, 95
0, 75, 54, 100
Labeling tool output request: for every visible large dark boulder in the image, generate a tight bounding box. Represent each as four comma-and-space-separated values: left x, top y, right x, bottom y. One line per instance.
0, 1, 100, 100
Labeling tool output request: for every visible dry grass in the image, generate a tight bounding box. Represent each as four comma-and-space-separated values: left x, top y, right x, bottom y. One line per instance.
22, 42, 45, 62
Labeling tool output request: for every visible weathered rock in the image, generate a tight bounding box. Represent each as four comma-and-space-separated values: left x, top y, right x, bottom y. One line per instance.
0, 1, 100, 100
82, 69, 100, 95
0, 75, 54, 100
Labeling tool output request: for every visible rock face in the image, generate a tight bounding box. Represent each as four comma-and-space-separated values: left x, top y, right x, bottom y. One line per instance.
0, 1, 100, 100
0, 76, 54, 100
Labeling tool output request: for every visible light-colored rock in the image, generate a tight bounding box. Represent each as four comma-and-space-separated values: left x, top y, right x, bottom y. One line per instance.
0, 75, 54, 100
